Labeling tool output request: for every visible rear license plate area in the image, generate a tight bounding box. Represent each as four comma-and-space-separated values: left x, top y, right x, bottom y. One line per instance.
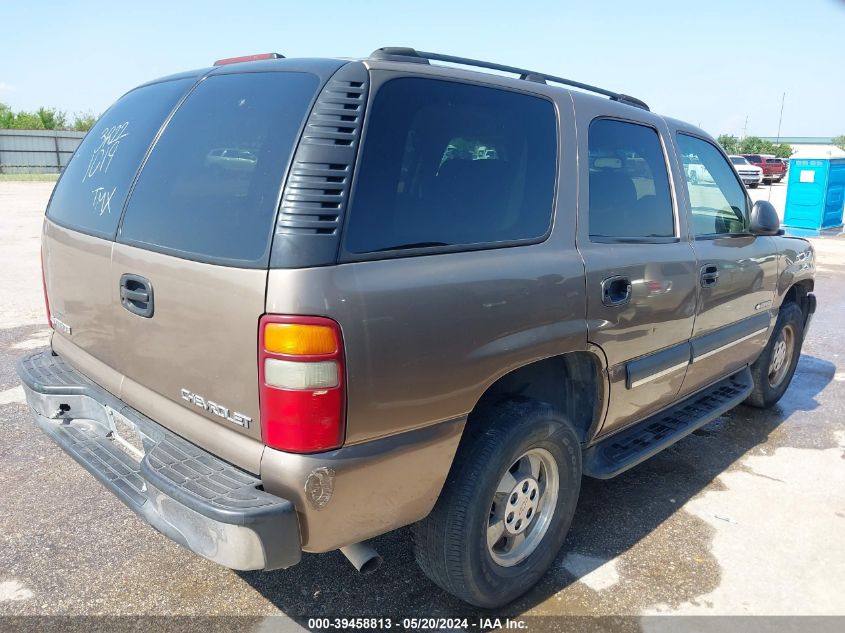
105, 407, 147, 462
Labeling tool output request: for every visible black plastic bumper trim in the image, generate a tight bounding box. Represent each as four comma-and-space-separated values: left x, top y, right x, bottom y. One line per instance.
16, 351, 301, 571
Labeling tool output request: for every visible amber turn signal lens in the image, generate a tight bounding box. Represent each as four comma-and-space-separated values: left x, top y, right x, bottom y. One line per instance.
264, 323, 338, 355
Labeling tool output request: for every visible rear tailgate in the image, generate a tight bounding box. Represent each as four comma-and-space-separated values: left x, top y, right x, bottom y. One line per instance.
44, 77, 197, 393
43, 67, 324, 472
765, 158, 785, 178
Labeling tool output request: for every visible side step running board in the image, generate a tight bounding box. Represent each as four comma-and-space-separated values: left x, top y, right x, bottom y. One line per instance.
583, 367, 753, 479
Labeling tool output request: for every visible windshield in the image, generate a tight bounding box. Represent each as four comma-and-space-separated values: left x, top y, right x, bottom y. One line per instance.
730, 156, 748, 165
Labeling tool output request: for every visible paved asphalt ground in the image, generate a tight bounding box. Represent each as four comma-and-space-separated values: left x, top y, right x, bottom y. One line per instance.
1, 181, 844, 629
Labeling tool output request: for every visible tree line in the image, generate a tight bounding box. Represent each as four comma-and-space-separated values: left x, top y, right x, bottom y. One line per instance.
717, 135, 793, 158
0, 103, 97, 132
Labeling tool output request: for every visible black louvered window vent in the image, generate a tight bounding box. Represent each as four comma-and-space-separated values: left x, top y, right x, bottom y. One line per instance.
277, 68, 368, 237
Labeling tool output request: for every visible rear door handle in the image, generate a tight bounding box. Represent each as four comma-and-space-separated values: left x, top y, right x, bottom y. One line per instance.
120, 288, 148, 303
601, 275, 632, 307
700, 264, 719, 288
119, 273, 154, 318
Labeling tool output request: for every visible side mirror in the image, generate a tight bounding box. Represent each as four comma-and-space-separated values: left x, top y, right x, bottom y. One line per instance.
749, 200, 781, 236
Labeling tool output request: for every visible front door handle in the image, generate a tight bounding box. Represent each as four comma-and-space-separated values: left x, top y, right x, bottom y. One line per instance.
700, 264, 719, 288
120, 273, 154, 318
601, 275, 632, 307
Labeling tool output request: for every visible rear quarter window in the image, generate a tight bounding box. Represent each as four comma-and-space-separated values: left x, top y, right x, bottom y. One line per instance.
343, 77, 557, 255
46, 78, 193, 238
119, 71, 320, 266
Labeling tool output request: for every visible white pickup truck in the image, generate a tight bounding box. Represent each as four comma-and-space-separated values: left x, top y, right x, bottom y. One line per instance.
729, 155, 764, 189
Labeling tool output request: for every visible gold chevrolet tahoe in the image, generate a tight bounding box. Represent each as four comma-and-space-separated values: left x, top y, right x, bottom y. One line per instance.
17, 48, 816, 607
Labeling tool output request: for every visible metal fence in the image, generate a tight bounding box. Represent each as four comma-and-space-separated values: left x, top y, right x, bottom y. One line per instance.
0, 129, 86, 174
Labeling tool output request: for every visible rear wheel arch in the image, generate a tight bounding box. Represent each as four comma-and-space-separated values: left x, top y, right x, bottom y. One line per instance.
468, 351, 606, 445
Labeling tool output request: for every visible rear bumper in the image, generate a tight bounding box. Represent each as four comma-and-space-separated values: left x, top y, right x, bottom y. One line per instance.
16, 351, 301, 571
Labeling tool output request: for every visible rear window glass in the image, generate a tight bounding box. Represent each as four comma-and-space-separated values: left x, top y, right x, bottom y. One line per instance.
119, 71, 319, 266
344, 78, 557, 254
46, 78, 192, 238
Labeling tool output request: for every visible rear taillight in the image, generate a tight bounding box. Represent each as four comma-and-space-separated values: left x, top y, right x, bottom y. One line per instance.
258, 315, 345, 453
41, 247, 51, 327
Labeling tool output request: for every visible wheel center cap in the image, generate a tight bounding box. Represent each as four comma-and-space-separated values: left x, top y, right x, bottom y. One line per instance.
504, 477, 540, 535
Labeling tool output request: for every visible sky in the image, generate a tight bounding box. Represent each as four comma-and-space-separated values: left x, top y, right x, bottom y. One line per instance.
2, 0, 843, 138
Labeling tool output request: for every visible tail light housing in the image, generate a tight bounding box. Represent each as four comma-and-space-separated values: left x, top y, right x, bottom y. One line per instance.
41, 247, 52, 327
258, 315, 345, 453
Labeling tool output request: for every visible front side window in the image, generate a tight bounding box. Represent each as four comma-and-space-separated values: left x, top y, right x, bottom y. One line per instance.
587, 119, 675, 239
677, 134, 749, 236
119, 71, 320, 266
344, 78, 557, 254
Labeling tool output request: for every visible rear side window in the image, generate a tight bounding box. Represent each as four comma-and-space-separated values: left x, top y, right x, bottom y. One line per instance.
46, 79, 192, 238
119, 72, 319, 266
588, 119, 674, 240
344, 78, 557, 254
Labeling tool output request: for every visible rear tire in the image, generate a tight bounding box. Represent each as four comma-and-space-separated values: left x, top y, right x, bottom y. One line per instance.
413, 399, 581, 608
745, 302, 804, 408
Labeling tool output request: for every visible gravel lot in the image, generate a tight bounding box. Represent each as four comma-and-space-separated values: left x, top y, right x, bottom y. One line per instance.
1, 180, 844, 627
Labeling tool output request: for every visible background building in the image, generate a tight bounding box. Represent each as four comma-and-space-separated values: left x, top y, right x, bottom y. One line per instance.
760, 137, 845, 159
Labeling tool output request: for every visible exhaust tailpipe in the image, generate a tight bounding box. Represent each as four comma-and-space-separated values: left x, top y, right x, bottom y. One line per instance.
340, 541, 383, 574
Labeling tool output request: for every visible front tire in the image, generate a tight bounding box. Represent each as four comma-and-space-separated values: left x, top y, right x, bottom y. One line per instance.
745, 302, 804, 408
413, 399, 581, 608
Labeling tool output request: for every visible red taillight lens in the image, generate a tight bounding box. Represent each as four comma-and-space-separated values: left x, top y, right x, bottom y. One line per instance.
258, 315, 345, 453
41, 247, 51, 327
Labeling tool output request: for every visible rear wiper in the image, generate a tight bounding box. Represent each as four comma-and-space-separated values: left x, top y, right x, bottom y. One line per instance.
373, 242, 451, 252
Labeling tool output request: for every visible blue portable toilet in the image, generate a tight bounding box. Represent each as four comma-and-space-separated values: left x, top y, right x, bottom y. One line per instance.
784, 158, 845, 229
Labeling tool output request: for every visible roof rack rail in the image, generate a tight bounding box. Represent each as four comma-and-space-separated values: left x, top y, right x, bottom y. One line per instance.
369, 47, 649, 111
